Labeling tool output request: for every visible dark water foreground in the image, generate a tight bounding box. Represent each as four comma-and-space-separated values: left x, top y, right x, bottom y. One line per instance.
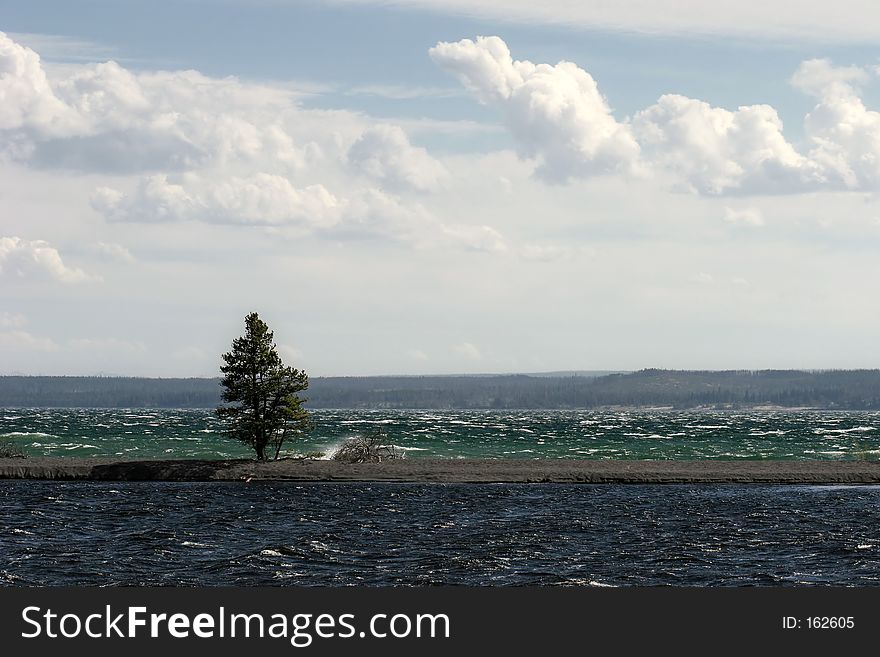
2, 481, 879, 586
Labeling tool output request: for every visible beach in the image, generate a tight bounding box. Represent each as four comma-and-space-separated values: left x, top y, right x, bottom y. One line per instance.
2, 457, 880, 483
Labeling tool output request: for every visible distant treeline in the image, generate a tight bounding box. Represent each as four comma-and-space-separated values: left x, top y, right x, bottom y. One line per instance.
3, 369, 880, 409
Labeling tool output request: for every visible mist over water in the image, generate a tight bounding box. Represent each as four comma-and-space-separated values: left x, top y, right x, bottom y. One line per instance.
2, 409, 880, 460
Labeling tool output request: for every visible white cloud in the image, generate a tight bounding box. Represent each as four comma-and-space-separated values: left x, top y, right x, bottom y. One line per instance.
0, 311, 27, 329
0, 236, 95, 283
0, 32, 509, 254
0, 33, 323, 176
790, 58, 870, 98
92, 173, 342, 228
430, 36, 641, 182
452, 341, 482, 359
91, 172, 506, 251
0, 31, 470, 192
0, 329, 58, 351
94, 241, 134, 262
0, 31, 81, 134
332, 1, 880, 43
21, 63, 310, 173
346, 124, 448, 192
793, 59, 880, 190
432, 37, 880, 196
722, 206, 765, 227
633, 95, 821, 194
0, 313, 58, 354
406, 348, 429, 361
439, 223, 507, 252
278, 344, 303, 363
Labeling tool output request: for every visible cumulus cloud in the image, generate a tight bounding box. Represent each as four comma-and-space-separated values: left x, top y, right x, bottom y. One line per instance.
0, 236, 95, 283
91, 172, 504, 250
792, 59, 880, 190
346, 124, 447, 192
430, 36, 641, 182
633, 95, 821, 194
24, 63, 308, 173
92, 173, 342, 228
330, 188, 431, 241
0, 29, 463, 200
0, 33, 335, 175
790, 59, 870, 98
723, 206, 765, 227
430, 35, 821, 193
432, 36, 880, 196
0, 32, 511, 253
0, 31, 81, 134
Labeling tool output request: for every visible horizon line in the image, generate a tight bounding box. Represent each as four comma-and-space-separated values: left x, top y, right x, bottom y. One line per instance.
3, 368, 880, 380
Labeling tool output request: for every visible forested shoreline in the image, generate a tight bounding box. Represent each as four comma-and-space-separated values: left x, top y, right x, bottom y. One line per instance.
3, 369, 880, 409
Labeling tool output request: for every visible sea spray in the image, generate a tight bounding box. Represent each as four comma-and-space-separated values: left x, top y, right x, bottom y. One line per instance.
1, 408, 880, 460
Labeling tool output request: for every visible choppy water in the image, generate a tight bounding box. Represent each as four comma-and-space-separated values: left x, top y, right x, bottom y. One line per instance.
2, 481, 879, 586
1, 409, 879, 460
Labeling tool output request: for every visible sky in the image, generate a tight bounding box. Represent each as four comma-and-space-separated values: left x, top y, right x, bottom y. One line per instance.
2, 0, 880, 376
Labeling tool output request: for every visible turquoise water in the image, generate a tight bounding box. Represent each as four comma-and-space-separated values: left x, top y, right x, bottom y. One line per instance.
2, 408, 880, 460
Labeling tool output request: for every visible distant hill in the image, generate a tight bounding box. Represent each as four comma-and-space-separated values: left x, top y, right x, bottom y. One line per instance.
2, 369, 880, 409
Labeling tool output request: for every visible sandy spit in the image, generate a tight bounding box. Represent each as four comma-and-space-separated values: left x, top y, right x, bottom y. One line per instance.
1, 458, 880, 483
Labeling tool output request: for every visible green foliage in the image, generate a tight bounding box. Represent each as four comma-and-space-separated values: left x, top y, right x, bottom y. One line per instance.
216, 312, 311, 460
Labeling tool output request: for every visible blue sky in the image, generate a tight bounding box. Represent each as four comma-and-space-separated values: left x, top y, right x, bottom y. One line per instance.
7, 0, 880, 140
2, 1, 880, 375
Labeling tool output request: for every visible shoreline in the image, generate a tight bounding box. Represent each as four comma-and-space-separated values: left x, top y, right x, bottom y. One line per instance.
2, 457, 880, 483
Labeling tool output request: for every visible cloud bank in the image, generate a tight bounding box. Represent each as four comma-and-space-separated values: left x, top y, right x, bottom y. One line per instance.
432, 36, 880, 195
1, 31, 486, 249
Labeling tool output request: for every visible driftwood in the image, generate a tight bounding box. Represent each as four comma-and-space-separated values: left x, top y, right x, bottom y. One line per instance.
332, 428, 403, 463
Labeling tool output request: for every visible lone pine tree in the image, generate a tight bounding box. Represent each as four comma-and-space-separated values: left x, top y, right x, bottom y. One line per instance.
216, 312, 311, 460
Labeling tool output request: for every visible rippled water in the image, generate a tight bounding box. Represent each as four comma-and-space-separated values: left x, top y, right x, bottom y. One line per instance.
2, 481, 879, 586
1, 409, 880, 460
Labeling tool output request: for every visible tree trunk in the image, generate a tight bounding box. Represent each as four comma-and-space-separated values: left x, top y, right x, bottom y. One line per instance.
255, 443, 266, 460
